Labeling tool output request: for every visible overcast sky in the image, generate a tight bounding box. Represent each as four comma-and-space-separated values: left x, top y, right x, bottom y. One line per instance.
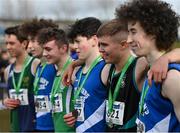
0, 0, 179, 21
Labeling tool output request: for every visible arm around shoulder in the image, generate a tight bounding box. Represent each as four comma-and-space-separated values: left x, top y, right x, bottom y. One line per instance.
165, 48, 180, 63
148, 48, 180, 85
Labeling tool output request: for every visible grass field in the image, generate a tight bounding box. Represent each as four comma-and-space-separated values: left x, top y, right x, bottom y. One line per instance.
0, 109, 10, 132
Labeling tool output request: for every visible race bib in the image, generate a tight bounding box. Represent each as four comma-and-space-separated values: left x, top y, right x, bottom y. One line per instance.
34, 95, 51, 112
136, 118, 145, 133
106, 100, 125, 126
74, 97, 84, 122
9, 89, 28, 105
51, 93, 63, 113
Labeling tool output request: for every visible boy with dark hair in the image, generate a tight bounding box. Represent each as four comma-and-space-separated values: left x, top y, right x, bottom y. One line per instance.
116, 0, 180, 132
37, 27, 75, 132
64, 17, 110, 132
19, 18, 58, 131
3, 25, 40, 131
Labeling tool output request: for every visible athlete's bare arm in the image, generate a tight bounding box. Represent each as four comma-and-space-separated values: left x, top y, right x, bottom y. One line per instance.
148, 48, 180, 85
101, 64, 111, 86
135, 57, 149, 92
63, 59, 85, 86
161, 69, 180, 121
3, 65, 20, 109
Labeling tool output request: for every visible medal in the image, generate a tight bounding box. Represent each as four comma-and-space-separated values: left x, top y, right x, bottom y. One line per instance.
108, 118, 113, 128
34, 100, 39, 108
136, 118, 145, 133
137, 122, 145, 133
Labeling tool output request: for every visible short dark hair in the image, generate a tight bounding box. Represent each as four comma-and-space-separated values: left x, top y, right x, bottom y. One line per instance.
97, 19, 128, 42
116, 0, 180, 51
37, 27, 68, 49
20, 18, 58, 40
68, 17, 102, 41
5, 25, 27, 43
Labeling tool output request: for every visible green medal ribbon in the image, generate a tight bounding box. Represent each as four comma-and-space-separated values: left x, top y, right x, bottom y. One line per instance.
50, 57, 72, 104
74, 55, 102, 102
108, 56, 135, 113
12, 55, 33, 94
139, 81, 149, 116
33, 63, 47, 95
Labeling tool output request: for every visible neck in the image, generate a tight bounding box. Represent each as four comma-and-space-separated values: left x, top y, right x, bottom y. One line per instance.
84, 49, 100, 69
40, 56, 46, 64
146, 50, 165, 66
115, 51, 132, 73
57, 54, 69, 71
15, 52, 28, 66
37, 54, 43, 59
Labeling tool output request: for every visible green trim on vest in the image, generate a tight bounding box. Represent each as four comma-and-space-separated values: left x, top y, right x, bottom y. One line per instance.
118, 111, 138, 130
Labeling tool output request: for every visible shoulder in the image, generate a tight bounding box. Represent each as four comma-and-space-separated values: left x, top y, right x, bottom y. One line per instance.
136, 57, 148, 70
31, 58, 41, 76
163, 63, 180, 90
4, 64, 12, 83
162, 68, 180, 121
134, 57, 149, 92
4, 64, 11, 74
32, 58, 41, 67
101, 63, 111, 75
161, 64, 180, 106
72, 66, 81, 83
162, 69, 180, 98
94, 59, 106, 69
101, 63, 111, 86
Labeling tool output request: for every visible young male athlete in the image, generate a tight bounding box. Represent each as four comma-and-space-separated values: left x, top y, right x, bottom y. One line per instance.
64, 17, 110, 132
117, 0, 180, 132
97, 19, 147, 132
20, 18, 58, 131
37, 27, 75, 132
3, 25, 40, 131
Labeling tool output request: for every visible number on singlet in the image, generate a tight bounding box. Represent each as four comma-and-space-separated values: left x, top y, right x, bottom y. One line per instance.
77, 109, 81, 116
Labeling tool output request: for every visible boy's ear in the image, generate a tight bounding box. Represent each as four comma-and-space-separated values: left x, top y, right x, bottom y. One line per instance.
150, 35, 156, 41
60, 44, 68, 52
22, 40, 29, 49
121, 41, 129, 48
90, 35, 98, 47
